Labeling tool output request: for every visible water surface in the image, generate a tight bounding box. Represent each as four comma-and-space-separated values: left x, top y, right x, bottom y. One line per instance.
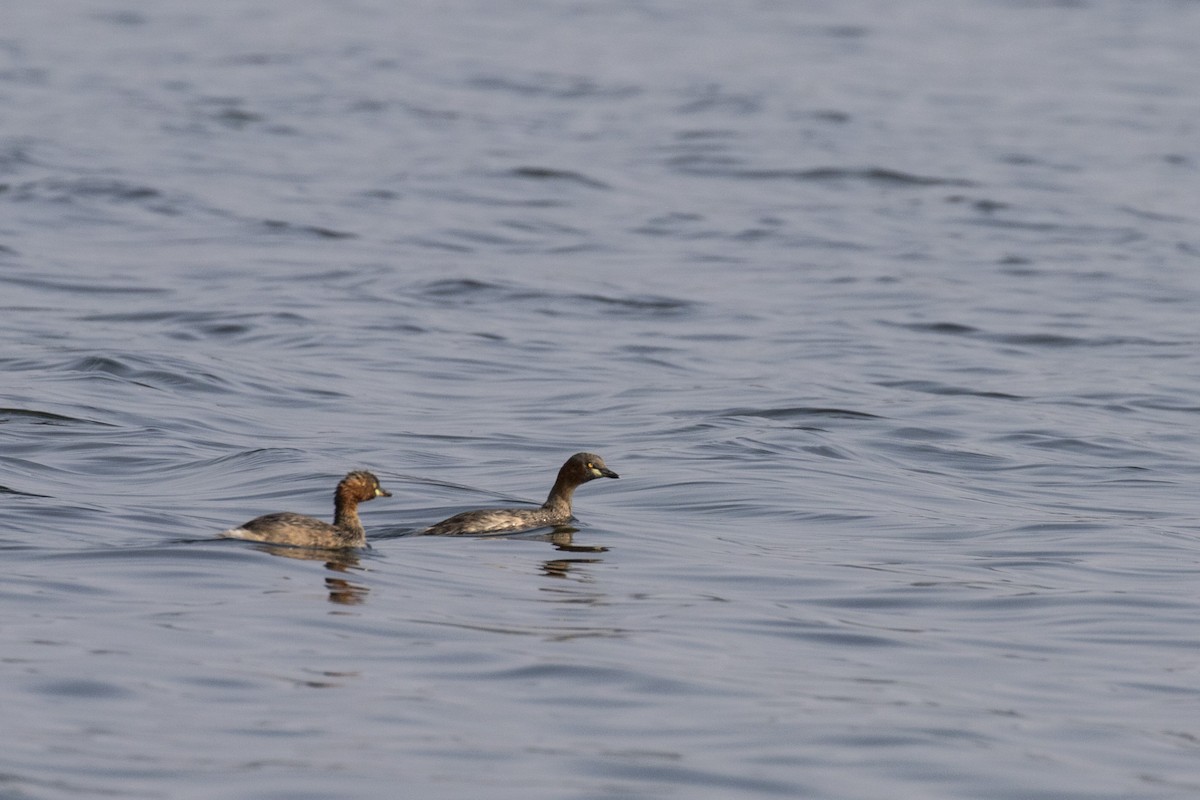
2, 1, 1199, 798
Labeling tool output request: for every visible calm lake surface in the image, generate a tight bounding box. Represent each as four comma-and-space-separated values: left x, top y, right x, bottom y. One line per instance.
2, 1, 1199, 797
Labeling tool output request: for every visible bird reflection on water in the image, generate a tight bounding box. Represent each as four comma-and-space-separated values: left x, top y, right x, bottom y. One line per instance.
248, 542, 370, 605
238, 521, 611, 604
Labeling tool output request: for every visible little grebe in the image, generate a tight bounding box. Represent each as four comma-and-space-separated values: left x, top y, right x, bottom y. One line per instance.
423, 452, 618, 536
221, 470, 390, 549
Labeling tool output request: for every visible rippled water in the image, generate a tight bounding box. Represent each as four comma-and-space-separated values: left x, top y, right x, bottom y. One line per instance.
3, 1, 1200, 798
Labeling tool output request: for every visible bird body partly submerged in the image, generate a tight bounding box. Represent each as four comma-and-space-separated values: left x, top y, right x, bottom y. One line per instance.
423, 452, 618, 536
222, 470, 391, 549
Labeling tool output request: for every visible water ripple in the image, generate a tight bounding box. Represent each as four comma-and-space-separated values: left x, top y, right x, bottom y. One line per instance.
412, 278, 697, 317
507, 166, 610, 190
667, 159, 975, 187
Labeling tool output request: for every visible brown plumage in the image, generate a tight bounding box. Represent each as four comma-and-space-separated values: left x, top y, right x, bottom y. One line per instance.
221, 470, 391, 549
423, 452, 619, 536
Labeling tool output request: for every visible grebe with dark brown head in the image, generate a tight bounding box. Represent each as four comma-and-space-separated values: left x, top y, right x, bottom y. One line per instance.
422, 453, 618, 536
221, 470, 391, 549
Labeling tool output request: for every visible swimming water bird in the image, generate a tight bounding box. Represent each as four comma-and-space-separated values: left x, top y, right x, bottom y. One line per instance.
221, 470, 391, 549
422, 452, 619, 536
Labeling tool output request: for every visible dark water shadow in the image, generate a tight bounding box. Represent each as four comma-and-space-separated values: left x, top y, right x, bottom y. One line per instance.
541, 555, 604, 579
540, 526, 610, 554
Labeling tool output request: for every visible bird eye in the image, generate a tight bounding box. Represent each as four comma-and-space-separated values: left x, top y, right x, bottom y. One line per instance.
586, 462, 594, 469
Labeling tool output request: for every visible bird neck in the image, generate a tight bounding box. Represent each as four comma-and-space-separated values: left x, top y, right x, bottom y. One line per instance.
542, 472, 577, 515
333, 493, 364, 535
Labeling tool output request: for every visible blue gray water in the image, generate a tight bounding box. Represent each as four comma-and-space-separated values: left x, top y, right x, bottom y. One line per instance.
2, 1, 1199, 797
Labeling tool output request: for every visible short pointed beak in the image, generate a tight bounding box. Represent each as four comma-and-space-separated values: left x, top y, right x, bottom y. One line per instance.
377, 488, 392, 497
598, 467, 619, 479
